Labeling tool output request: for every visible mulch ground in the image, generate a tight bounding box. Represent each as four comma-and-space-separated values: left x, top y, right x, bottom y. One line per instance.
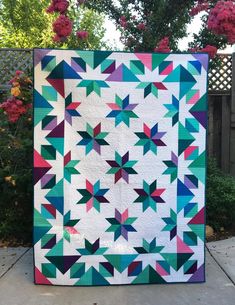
0, 238, 31, 248
206, 228, 235, 242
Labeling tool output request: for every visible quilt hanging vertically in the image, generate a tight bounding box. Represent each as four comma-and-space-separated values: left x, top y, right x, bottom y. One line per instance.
33, 49, 208, 286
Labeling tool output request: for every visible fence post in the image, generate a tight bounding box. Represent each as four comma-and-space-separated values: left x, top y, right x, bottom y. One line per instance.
221, 95, 231, 173
230, 52, 235, 176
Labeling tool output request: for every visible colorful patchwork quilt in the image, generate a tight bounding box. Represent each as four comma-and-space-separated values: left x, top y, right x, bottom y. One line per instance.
33, 49, 208, 285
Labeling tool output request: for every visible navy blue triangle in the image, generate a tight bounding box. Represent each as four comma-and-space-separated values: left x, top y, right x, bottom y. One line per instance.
45, 196, 64, 215
179, 66, 196, 83
177, 179, 194, 196
41, 55, 55, 70
48, 60, 82, 79
189, 60, 202, 74
34, 90, 53, 109
71, 57, 87, 72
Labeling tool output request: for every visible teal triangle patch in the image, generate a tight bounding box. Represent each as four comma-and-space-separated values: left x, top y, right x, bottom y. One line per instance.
77, 51, 112, 69
46, 138, 64, 155
132, 265, 166, 284
104, 254, 138, 273
75, 267, 110, 285
122, 64, 140, 82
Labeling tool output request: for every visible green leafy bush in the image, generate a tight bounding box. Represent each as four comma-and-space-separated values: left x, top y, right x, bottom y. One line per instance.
0, 115, 33, 243
206, 159, 235, 231
0, 71, 33, 244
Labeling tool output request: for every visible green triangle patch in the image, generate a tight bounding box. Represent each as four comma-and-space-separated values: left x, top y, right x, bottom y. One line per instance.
130, 60, 145, 75
189, 152, 206, 183
34, 208, 52, 244
188, 224, 205, 241
132, 265, 166, 284
164, 65, 194, 82
75, 267, 110, 285
152, 54, 169, 70
123, 65, 140, 81
46, 239, 63, 257
77, 50, 112, 69
161, 253, 193, 271
190, 94, 207, 112
46, 138, 64, 155
42, 263, 57, 278
104, 254, 138, 273
178, 123, 195, 155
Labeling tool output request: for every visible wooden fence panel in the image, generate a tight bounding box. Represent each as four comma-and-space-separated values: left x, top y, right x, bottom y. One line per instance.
208, 54, 232, 94
221, 95, 231, 173
208, 94, 231, 173
0, 48, 32, 86
230, 53, 235, 176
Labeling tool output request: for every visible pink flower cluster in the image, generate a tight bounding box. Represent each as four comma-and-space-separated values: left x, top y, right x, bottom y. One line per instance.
47, 0, 69, 14
0, 98, 30, 123
189, 1, 209, 17
46, 0, 89, 42
9, 70, 24, 83
46, 0, 73, 41
137, 22, 146, 31
0, 71, 32, 122
201, 45, 218, 58
52, 14, 73, 42
119, 15, 147, 33
189, 44, 218, 59
208, 1, 235, 44
119, 16, 128, 29
154, 37, 171, 53
76, 30, 89, 40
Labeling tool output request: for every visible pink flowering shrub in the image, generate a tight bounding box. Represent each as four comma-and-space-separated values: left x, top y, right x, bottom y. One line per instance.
76, 30, 89, 40
0, 98, 30, 123
119, 15, 128, 29
52, 14, 73, 41
0, 71, 32, 123
47, 0, 69, 14
47, 0, 89, 42
189, 1, 209, 16
154, 37, 171, 53
46, 0, 233, 57
208, 1, 235, 44
199, 45, 218, 59
137, 22, 146, 31
189, 44, 218, 59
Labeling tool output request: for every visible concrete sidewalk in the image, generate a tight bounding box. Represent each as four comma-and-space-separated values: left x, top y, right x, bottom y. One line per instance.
0, 240, 234, 305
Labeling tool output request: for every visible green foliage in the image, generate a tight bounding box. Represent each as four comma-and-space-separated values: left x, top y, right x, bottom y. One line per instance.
206, 159, 235, 231
189, 14, 227, 51
86, 0, 229, 52
63, 8, 107, 50
0, 68, 33, 243
0, 0, 107, 49
0, 112, 33, 243
86, 0, 196, 51
0, 0, 53, 48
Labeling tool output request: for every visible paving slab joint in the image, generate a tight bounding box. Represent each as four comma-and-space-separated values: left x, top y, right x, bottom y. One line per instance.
206, 244, 235, 286
0, 247, 31, 279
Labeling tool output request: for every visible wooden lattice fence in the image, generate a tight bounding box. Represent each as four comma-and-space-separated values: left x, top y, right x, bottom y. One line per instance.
207, 53, 235, 176
0, 48, 32, 88
208, 54, 232, 94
